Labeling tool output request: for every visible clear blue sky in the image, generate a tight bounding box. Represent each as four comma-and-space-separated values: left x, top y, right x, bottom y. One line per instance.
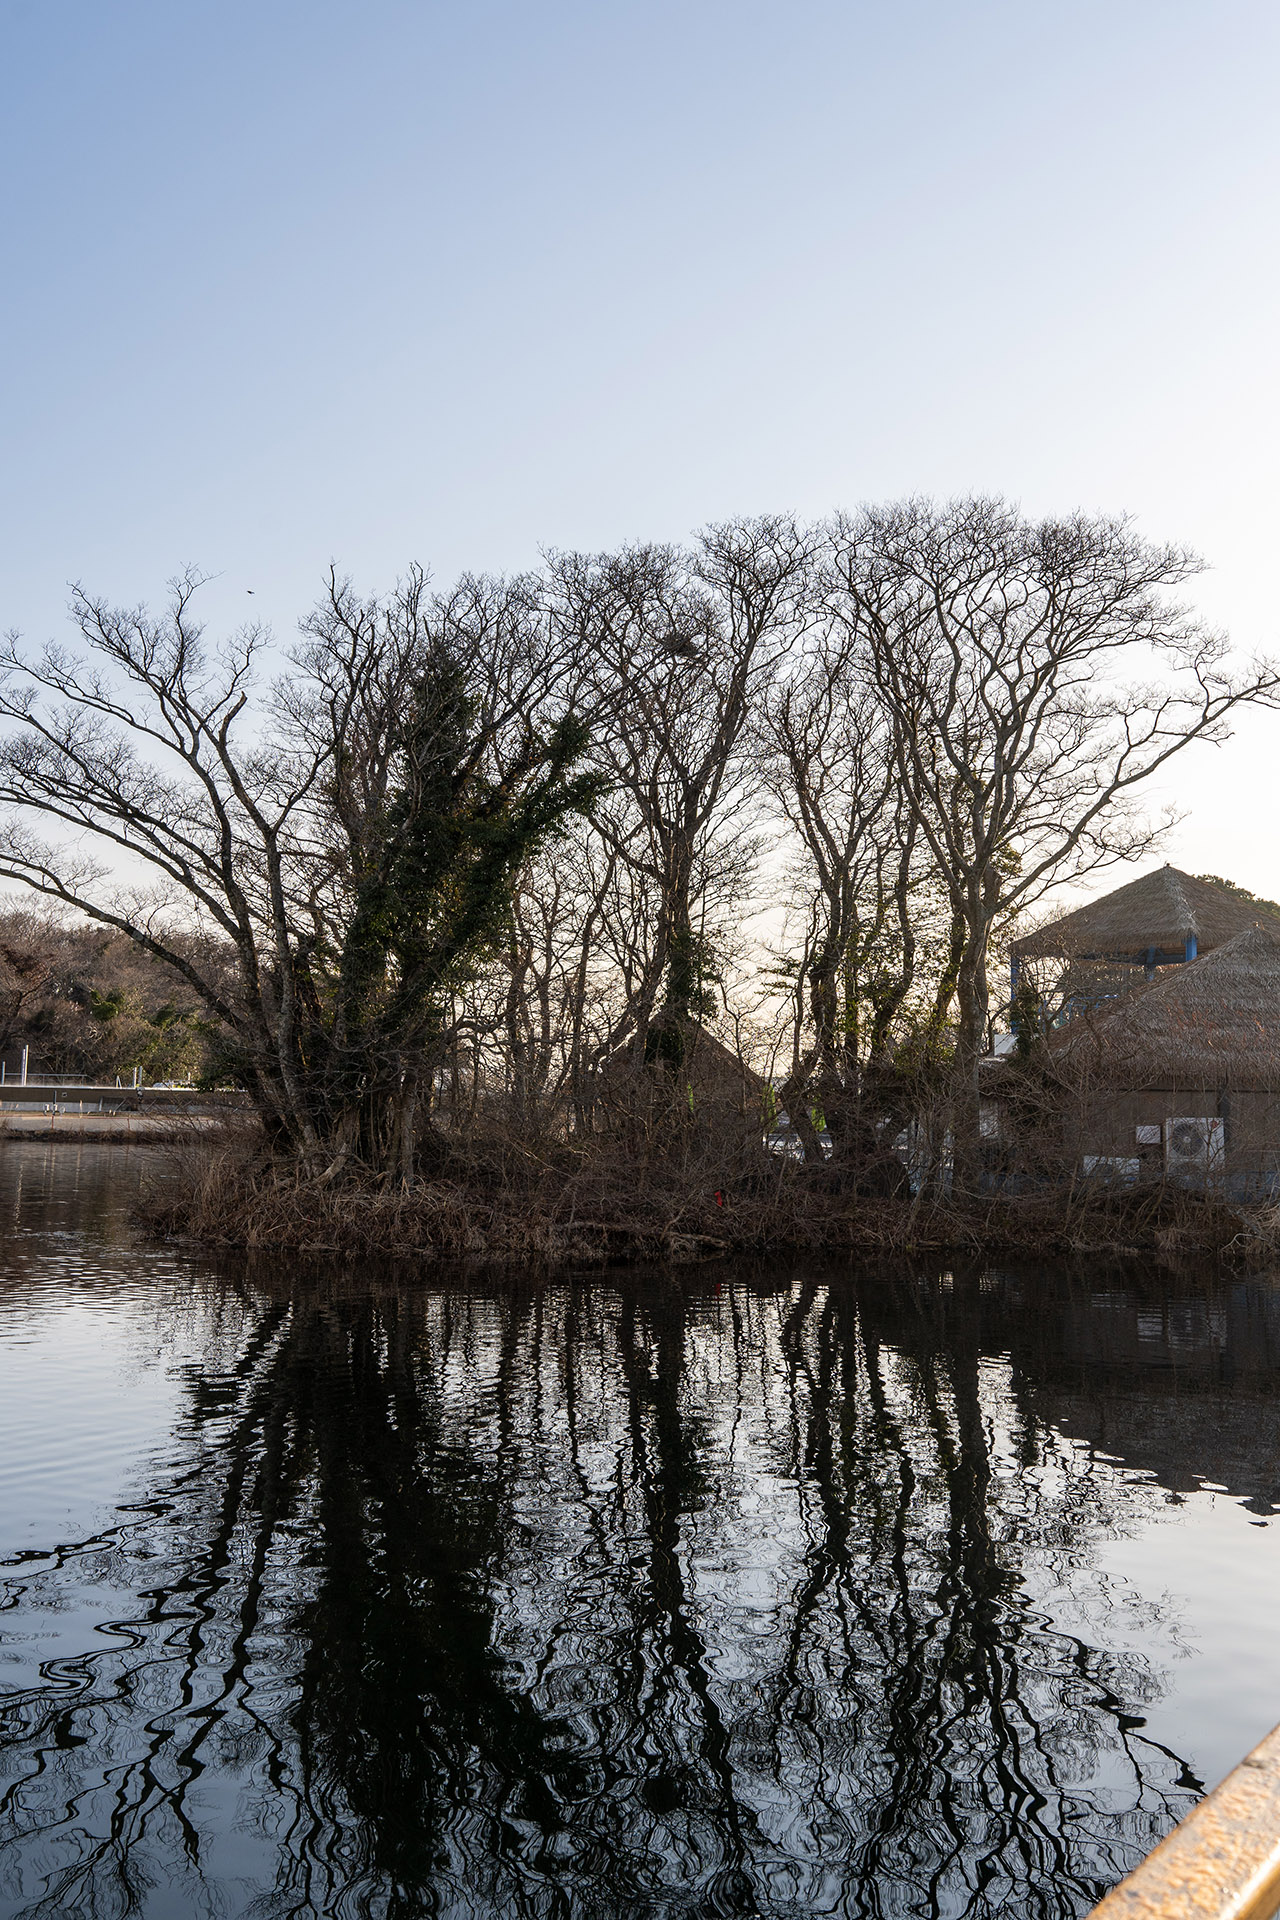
3, 0, 1278, 889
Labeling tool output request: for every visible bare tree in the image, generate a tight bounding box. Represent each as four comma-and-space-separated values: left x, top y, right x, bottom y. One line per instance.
0, 572, 333, 1153
757, 623, 949, 1163
824, 498, 1280, 1149
549, 516, 814, 1077
4, 501, 1273, 1211
294, 564, 600, 1171
0, 567, 597, 1177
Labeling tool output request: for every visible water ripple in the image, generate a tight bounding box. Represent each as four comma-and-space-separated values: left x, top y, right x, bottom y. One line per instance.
2, 1147, 1280, 1915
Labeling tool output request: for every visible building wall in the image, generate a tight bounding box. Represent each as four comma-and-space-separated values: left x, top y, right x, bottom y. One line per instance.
1070, 1084, 1280, 1195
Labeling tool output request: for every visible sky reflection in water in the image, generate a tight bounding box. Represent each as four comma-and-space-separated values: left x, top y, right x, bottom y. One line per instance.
2, 1146, 1280, 1918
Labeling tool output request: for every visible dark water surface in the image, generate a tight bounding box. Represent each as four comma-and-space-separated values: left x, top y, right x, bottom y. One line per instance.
3, 1149, 1280, 1918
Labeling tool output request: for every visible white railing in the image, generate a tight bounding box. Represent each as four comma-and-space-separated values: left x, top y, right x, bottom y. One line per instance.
0, 1065, 199, 1090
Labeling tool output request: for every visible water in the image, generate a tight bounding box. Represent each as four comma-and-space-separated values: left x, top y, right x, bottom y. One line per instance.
2, 1149, 1280, 1917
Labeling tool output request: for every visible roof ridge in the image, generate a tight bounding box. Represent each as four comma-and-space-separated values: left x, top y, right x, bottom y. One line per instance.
1164, 866, 1195, 936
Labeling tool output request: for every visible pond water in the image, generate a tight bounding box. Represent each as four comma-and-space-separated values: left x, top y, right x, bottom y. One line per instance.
2, 1147, 1280, 1918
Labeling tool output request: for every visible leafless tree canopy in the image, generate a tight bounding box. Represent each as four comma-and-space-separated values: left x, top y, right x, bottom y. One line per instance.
0, 500, 1274, 1179
824, 500, 1279, 1107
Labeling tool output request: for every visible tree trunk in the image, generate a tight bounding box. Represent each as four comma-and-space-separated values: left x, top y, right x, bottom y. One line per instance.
952, 921, 991, 1189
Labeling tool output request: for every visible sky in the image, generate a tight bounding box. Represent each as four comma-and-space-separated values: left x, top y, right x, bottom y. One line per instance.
2, 0, 1278, 901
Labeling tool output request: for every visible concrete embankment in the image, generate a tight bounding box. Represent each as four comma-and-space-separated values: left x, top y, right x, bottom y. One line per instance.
0, 1110, 228, 1141
0, 1085, 247, 1142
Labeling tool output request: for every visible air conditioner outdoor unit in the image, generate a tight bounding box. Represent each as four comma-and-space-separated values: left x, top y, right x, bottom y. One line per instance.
1164, 1116, 1225, 1182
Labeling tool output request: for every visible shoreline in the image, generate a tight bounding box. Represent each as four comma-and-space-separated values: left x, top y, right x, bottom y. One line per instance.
135, 1141, 1280, 1272
20, 1131, 1264, 1271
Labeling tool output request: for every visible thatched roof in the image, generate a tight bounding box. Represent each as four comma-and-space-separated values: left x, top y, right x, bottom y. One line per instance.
1013, 866, 1279, 960
592, 1018, 766, 1116
1050, 926, 1280, 1089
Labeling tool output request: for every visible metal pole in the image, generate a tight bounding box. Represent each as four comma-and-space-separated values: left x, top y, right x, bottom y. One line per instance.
20, 1046, 28, 1087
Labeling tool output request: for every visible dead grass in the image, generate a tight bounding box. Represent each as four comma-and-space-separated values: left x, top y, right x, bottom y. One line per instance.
139, 1120, 1279, 1270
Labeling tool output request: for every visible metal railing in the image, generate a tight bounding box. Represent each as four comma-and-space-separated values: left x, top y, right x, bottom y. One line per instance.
1089, 1721, 1280, 1919
0, 1060, 197, 1090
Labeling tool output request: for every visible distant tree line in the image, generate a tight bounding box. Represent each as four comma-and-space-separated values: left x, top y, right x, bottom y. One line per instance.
0, 497, 1275, 1182
0, 909, 224, 1084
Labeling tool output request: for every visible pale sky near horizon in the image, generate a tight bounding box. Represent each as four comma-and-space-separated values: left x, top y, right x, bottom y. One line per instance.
2, 0, 1278, 908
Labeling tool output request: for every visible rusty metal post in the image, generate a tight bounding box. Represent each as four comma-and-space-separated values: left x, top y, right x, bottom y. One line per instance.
1089, 1721, 1280, 1920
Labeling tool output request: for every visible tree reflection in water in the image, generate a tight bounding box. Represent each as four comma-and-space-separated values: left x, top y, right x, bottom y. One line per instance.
0, 1265, 1219, 1919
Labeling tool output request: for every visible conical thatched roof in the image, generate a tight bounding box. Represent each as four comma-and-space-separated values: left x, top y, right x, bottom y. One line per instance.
592, 1017, 766, 1121
1013, 866, 1279, 960
1051, 926, 1280, 1088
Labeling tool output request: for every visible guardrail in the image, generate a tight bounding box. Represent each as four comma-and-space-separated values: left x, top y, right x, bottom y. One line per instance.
0, 1087, 248, 1117
0, 1069, 211, 1089
0, 1083, 245, 1103
0, 1053, 244, 1094
1089, 1721, 1280, 1919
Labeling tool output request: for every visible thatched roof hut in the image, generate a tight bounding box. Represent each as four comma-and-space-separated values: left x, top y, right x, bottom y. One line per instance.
1013, 866, 1279, 965
1007, 928, 1280, 1195
591, 1019, 767, 1136
1052, 927, 1280, 1090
